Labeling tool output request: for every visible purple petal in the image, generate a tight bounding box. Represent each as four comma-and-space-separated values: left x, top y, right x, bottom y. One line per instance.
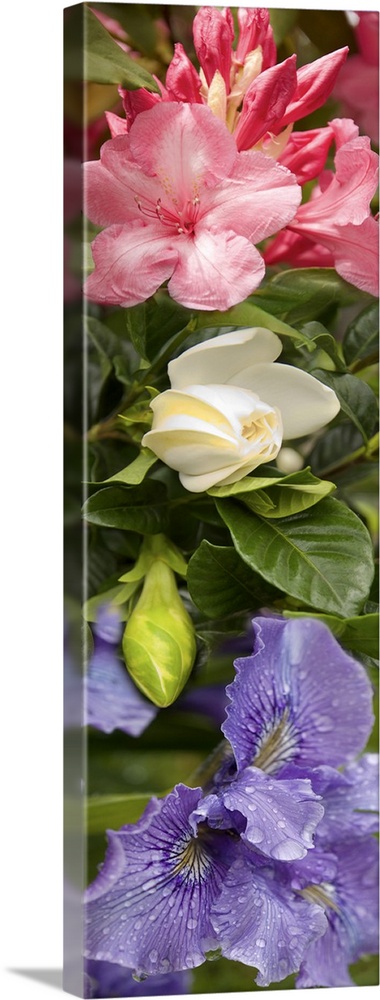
84, 785, 235, 976
85, 959, 192, 997
281, 757, 379, 842
85, 649, 158, 736
93, 606, 124, 645
296, 836, 379, 987
197, 767, 324, 860
223, 616, 374, 773
210, 847, 327, 986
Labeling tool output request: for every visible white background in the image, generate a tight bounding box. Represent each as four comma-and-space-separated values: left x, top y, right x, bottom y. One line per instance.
0, 1, 378, 998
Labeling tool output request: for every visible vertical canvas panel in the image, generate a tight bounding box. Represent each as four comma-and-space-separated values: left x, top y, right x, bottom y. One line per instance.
64, 5, 379, 997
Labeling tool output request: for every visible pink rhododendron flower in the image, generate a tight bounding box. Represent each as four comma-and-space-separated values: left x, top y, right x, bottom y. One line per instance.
84, 102, 301, 311
333, 11, 379, 145
265, 119, 379, 296
105, 6, 348, 158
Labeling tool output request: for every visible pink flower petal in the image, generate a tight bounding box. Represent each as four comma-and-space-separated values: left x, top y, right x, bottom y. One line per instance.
105, 111, 128, 138
234, 57, 297, 151
84, 222, 178, 306
193, 6, 234, 88
279, 127, 335, 185
334, 58, 379, 145
323, 217, 379, 297
128, 102, 237, 192
84, 144, 165, 228
355, 11, 379, 67
236, 8, 276, 69
264, 229, 334, 268
204, 150, 301, 242
278, 48, 349, 128
168, 228, 265, 310
166, 43, 203, 103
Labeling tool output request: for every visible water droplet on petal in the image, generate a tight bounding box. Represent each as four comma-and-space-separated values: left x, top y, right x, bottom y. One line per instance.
271, 839, 305, 861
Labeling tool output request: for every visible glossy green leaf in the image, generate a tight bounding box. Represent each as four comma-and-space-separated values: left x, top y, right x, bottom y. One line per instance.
242, 480, 335, 519
83, 482, 169, 534
308, 421, 364, 477
254, 269, 364, 325
312, 369, 379, 443
82, 5, 160, 90
187, 541, 280, 618
104, 448, 158, 485
126, 293, 191, 362
216, 496, 374, 617
85, 315, 128, 381
210, 467, 335, 517
87, 793, 154, 834
83, 581, 138, 622
195, 301, 308, 346
91, 3, 158, 56
297, 321, 347, 371
343, 301, 379, 368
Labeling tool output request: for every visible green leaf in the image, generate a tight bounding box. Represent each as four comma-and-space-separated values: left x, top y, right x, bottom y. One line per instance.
83, 581, 138, 622
91, 3, 158, 56
343, 301, 379, 368
87, 793, 154, 834
312, 369, 379, 443
308, 421, 363, 477
85, 315, 126, 379
195, 301, 308, 346
126, 293, 191, 362
242, 481, 334, 519
283, 611, 379, 660
187, 541, 280, 618
83, 482, 169, 534
104, 448, 158, 485
210, 467, 335, 517
297, 321, 347, 371
254, 269, 364, 325
215, 496, 374, 617
82, 6, 160, 90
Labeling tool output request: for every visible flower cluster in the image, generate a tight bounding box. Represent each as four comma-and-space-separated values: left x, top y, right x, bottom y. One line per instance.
84, 616, 378, 989
83, 5, 379, 309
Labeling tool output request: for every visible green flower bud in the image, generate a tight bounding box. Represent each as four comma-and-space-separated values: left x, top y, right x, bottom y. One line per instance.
122, 559, 197, 708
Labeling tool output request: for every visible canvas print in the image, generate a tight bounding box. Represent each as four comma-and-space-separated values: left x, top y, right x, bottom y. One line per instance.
63, 4, 379, 997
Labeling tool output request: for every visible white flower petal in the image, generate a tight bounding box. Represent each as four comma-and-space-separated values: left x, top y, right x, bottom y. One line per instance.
142, 423, 241, 474
179, 460, 255, 493
149, 387, 236, 435
226, 363, 340, 438
168, 328, 282, 389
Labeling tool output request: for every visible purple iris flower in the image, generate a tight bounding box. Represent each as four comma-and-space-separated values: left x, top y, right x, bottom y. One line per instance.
84, 782, 326, 984
222, 616, 374, 773
197, 617, 374, 860
84, 959, 192, 997
84, 606, 157, 736
84, 614, 378, 988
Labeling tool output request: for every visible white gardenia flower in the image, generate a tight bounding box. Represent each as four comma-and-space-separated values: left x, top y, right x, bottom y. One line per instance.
142, 328, 340, 493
